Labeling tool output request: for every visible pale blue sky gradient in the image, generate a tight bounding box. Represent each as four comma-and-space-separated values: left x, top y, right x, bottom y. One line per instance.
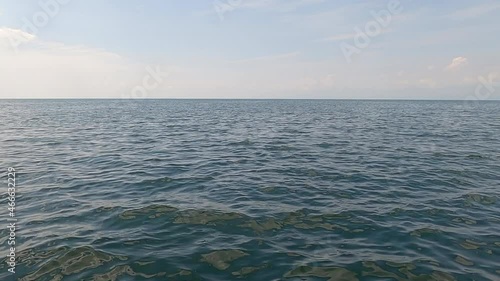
1, 0, 499, 99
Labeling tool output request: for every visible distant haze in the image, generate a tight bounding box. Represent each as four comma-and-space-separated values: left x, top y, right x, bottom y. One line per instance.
0, 0, 499, 99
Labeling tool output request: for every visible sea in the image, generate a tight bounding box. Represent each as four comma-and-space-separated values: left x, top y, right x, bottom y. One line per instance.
0, 99, 499, 281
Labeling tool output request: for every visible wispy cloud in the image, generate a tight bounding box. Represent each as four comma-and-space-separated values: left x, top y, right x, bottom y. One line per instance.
319, 33, 357, 42
229, 51, 300, 64
320, 29, 392, 42
200, 0, 325, 19
237, 0, 325, 12
446, 2, 500, 20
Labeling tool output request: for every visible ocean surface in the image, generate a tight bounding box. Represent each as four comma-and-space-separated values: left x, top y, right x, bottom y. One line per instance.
1, 99, 499, 281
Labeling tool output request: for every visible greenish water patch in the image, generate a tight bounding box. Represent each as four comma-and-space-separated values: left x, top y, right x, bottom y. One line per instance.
410, 227, 442, 237
362, 261, 456, 281
232, 264, 269, 277
174, 209, 244, 225
92, 264, 167, 281
19, 246, 127, 281
119, 204, 178, 220
455, 255, 474, 266
201, 250, 249, 270
464, 193, 497, 205
459, 240, 485, 250
452, 217, 477, 225
284, 265, 359, 280
240, 218, 283, 233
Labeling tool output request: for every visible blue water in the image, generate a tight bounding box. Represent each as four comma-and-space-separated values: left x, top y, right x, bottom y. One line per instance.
1, 100, 499, 281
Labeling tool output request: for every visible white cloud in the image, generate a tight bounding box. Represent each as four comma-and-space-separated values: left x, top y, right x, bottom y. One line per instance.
0, 27, 170, 99
0, 27, 36, 50
445, 56, 468, 71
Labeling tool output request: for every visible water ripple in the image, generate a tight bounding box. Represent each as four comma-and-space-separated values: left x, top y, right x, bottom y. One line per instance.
0, 100, 499, 280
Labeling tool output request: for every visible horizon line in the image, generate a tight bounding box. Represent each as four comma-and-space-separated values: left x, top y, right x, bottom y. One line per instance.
1, 98, 499, 101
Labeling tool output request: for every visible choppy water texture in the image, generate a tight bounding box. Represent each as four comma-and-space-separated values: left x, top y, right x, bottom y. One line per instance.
1, 100, 500, 281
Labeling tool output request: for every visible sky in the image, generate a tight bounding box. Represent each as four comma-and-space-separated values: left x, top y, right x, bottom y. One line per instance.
0, 0, 499, 99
